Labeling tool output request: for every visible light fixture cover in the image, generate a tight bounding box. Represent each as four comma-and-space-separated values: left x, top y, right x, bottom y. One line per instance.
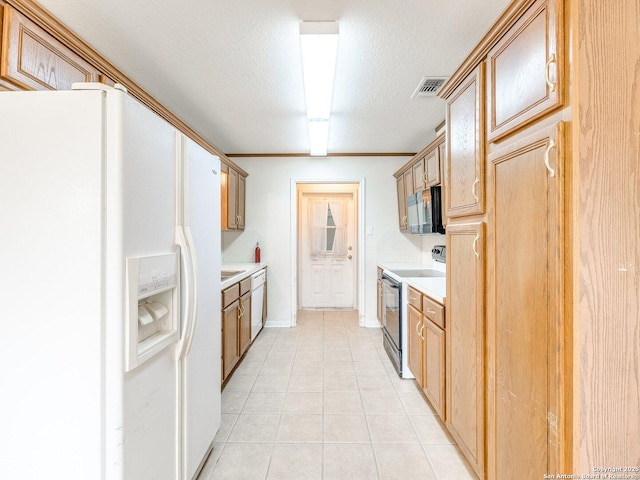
300, 21, 339, 155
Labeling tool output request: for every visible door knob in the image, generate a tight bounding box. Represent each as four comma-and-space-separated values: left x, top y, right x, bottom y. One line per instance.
348, 246, 352, 250
348, 255, 352, 260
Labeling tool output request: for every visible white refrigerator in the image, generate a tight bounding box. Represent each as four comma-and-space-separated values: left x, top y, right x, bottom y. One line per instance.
0, 83, 221, 480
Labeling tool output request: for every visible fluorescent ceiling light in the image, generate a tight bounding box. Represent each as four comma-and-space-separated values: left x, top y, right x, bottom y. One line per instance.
300, 21, 339, 156
307, 119, 330, 156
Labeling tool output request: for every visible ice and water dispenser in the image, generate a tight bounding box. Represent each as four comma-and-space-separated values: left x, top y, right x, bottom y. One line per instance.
125, 253, 179, 371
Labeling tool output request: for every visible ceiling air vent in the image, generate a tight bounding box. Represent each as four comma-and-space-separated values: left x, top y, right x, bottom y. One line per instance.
411, 76, 448, 98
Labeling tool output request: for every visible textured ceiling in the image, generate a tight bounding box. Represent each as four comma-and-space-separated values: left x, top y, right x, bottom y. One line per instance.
36, 0, 511, 155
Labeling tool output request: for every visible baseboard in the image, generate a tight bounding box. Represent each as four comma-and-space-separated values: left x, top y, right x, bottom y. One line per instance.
363, 318, 382, 328
264, 318, 293, 328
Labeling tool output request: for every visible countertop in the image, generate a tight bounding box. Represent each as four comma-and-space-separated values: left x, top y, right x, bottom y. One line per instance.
221, 262, 267, 289
377, 261, 446, 304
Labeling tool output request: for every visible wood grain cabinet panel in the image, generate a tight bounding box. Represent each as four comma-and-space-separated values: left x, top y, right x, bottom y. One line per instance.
396, 168, 413, 231
487, 121, 565, 479
425, 149, 440, 187
238, 292, 251, 355
412, 158, 425, 194
446, 64, 484, 218
446, 221, 485, 478
222, 300, 240, 381
423, 319, 445, 417
221, 162, 246, 231
486, 0, 563, 141
1, 5, 100, 91
395, 173, 408, 230
407, 303, 424, 387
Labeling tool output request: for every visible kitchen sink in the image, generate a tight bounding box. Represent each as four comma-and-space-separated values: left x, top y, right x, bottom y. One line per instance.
221, 269, 243, 280
388, 269, 445, 278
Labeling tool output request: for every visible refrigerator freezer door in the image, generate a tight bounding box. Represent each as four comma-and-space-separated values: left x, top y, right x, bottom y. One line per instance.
178, 135, 222, 480
0, 90, 106, 480
105, 88, 179, 480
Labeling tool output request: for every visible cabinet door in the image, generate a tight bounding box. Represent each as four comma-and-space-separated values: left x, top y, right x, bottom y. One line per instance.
395, 175, 408, 230
226, 167, 238, 229
376, 278, 383, 323
425, 149, 440, 187
1, 6, 100, 91
423, 320, 445, 418
222, 300, 240, 381
446, 64, 484, 218
237, 174, 246, 230
487, 0, 563, 141
262, 278, 267, 325
446, 221, 484, 477
407, 304, 424, 387
412, 158, 425, 193
487, 122, 565, 479
239, 292, 251, 354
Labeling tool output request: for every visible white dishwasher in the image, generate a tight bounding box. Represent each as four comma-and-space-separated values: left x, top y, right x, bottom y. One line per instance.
250, 269, 266, 340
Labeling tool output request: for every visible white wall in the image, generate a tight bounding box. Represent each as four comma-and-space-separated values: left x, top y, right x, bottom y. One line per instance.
222, 155, 428, 326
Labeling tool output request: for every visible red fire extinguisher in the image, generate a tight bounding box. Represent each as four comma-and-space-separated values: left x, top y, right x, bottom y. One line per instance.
254, 242, 261, 263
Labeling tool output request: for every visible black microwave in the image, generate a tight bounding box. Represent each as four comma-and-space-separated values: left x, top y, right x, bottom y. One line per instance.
406, 185, 445, 235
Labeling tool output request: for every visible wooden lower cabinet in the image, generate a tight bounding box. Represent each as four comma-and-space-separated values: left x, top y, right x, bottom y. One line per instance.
238, 291, 251, 355
376, 268, 383, 323
446, 221, 485, 478
423, 320, 445, 416
407, 303, 424, 386
222, 299, 240, 380
222, 277, 252, 383
406, 287, 446, 419
486, 121, 565, 479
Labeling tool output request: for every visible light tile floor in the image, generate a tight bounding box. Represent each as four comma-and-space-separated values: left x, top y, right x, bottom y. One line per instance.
199, 309, 476, 480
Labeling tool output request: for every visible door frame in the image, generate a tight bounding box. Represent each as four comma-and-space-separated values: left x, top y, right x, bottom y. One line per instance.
290, 178, 366, 327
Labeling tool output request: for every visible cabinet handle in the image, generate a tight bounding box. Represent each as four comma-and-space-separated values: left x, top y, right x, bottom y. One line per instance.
423, 171, 428, 184
418, 323, 425, 341
416, 319, 424, 339
545, 53, 557, 92
472, 234, 480, 259
426, 308, 436, 315
471, 177, 479, 202
544, 139, 556, 178
238, 303, 244, 317
402, 215, 408, 227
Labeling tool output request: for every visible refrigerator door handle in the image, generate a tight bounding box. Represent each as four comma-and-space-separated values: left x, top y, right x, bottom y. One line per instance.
176, 225, 193, 359
182, 226, 199, 357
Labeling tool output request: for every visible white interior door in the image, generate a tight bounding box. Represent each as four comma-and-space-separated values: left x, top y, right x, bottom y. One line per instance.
298, 184, 358, 308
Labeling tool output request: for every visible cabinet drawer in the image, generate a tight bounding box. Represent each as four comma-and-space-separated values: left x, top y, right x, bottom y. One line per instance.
222, 283, 240, 308
423, 295, 445, 329
408, 287, 422, 311
240, 277, 251, 296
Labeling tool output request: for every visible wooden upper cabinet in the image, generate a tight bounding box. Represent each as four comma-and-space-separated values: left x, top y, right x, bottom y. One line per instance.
394, 169, 413, 231
486, 0, 563, 142
221, 162, 246, 231
412, 158, 426, 193
412, 148, 441, 193
395, 174, 408, 230
0, 5, 100, 91
446, 63, 484, 218
424, 148, 440, 187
